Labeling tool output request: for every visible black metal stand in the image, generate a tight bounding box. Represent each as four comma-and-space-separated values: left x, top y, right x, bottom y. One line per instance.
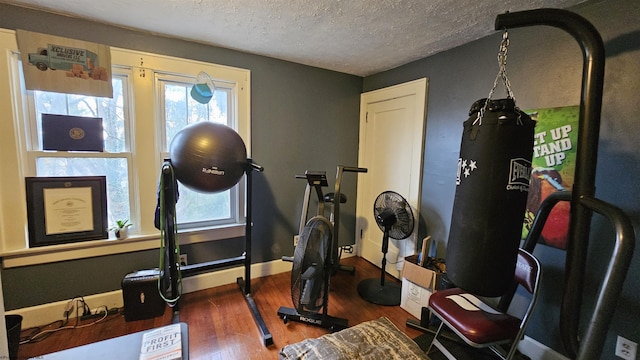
493, 9, 635, 360
357, 278, 401, 306
357, 229, 401, 306
277, 243, 349, 332
160, 159, 273, 347
358, 224, 402, 306
277, 166, 367, 332
277, 306, 348, 332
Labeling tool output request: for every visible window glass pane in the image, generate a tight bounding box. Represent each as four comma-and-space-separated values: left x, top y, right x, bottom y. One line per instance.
67, 94, 98, 117
103, 78, 126, 152
33, 76, 130, 226
164, 83, 229, 148
164, 84, 188, 144
176, 189, 230, 223
34, 77, 126, 152
36, 157, 130, 225
163, 81, 234, 225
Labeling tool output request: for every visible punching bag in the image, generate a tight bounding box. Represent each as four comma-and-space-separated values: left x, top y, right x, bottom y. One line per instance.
446, 98, 535, 296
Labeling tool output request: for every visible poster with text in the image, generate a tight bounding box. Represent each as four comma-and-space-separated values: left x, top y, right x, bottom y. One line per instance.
16, 29, 113, 98
522, 106, 579, 249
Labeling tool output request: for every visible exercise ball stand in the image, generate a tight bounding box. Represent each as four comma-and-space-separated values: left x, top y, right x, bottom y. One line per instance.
159, 158, 273, 347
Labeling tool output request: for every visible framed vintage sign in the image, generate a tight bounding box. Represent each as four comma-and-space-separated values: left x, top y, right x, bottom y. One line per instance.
26, 176, 108, 247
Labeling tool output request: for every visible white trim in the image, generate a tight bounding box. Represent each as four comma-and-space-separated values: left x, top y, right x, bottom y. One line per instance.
519, 335, 571, 360
6, 258, 291, 328
1, 224, 244, 268
355, 78, 428, 274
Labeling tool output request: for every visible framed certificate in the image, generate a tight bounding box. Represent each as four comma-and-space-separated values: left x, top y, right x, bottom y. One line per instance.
26, 176, 108, 247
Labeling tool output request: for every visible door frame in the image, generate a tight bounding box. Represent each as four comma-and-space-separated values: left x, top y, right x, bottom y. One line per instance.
355, 78, 428, 277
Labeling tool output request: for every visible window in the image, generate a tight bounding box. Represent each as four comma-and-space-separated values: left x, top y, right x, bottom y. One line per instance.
0, 29, 251, 264
157, 76, 239, 229
27, 76, 132, 225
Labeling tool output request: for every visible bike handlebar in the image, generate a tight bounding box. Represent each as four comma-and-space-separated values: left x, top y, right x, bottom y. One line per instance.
340, 166, 368, 173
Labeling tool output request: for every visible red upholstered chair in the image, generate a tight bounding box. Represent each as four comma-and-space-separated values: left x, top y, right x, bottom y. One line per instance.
427, 248, 542, 360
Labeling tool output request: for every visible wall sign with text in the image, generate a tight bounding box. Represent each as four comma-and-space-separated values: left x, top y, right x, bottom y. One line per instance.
16, 29, 113, 98
522, 105, 579, 249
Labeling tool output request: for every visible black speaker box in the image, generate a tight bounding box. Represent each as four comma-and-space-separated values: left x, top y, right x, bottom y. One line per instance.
122, 269, 165, 322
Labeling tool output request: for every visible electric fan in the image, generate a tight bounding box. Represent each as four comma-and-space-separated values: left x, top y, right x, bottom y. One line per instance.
291, 216, 332, 314
358, 191, 414, 305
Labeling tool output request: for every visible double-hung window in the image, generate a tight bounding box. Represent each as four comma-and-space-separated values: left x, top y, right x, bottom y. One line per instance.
26, 74, 133, 226
0, 29, 251, 265
157, 75, 240, 229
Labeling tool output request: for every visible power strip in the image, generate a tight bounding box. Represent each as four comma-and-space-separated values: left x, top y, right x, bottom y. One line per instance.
80, 308, 120, 320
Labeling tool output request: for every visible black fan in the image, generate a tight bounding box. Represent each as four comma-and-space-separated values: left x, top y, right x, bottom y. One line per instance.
358, 191, 414, 305
291, 216, 332, 314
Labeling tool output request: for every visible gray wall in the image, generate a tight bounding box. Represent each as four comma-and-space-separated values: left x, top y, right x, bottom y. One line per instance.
364, 0, 639, 358
2, 0, 639, 358
0, 4, 363, 308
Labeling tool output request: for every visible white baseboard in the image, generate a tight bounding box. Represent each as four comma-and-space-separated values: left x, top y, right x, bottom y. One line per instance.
6, 258, 291, 329
519, 335, 570, 360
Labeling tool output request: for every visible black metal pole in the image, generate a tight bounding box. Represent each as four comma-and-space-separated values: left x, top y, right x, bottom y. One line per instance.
380, 231, 389, 287
239, 159, 265, 295
244, 162, 253, 295
237, 159, 273, 346
576, 196, 635, 360
495, 8, 608, 359
333, 166, 367, 274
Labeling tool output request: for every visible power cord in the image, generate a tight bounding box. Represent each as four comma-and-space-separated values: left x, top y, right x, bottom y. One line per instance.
19, 297, 121, 344
62, 296, 91, 324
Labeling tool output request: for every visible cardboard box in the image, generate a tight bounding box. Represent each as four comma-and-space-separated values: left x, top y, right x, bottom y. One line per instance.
400, 254, 442, 319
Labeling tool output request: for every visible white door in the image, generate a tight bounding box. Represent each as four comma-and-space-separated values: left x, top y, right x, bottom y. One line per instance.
356, 78, 428, 278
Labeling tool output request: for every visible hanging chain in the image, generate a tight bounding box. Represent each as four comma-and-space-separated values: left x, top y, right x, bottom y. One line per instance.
474, 29, 520, 125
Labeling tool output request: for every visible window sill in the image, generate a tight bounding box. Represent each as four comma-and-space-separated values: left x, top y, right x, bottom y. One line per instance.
0, 224, 245, 268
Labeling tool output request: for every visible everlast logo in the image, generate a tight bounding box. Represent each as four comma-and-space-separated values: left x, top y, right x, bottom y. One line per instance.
506, 158, 531, 192
516, 261, 533, 273
202, 167, 225, 176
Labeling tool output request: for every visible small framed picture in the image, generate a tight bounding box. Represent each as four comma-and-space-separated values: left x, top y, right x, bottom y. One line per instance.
25, 176, 108, 247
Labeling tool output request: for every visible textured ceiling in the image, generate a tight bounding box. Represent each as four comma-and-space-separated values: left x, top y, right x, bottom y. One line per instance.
1, 0, 586, 76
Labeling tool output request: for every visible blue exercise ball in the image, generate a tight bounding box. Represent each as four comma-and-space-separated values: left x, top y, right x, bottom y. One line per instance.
169, 122, 247, 193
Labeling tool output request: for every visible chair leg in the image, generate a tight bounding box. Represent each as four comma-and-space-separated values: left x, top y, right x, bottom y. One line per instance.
427, 322, 458, 359
488, 340, 521, 360
504, 340, 520, 360
427, 322, 457, 360
433, 338, 458, 360
426, 322, 444, 354
489, 345, 508, 360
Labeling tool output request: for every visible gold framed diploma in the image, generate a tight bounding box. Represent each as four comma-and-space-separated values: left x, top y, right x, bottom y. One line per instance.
26, 176, 108, 247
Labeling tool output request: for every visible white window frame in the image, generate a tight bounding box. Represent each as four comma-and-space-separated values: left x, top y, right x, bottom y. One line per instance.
0, 30, 251, 267
25, 71, 137, 233
155, 73, 243, 230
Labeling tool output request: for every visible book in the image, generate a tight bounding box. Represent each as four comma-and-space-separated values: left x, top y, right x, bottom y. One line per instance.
139, 323, 182, 360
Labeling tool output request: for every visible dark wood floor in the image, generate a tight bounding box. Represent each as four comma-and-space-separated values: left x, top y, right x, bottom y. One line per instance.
18, 256, 426, 359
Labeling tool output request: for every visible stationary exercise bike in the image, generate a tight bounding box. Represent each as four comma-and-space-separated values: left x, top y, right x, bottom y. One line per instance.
277, 165, 366, 331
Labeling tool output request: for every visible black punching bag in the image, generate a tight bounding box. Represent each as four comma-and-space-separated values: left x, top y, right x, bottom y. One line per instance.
446, 98, 535, 296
